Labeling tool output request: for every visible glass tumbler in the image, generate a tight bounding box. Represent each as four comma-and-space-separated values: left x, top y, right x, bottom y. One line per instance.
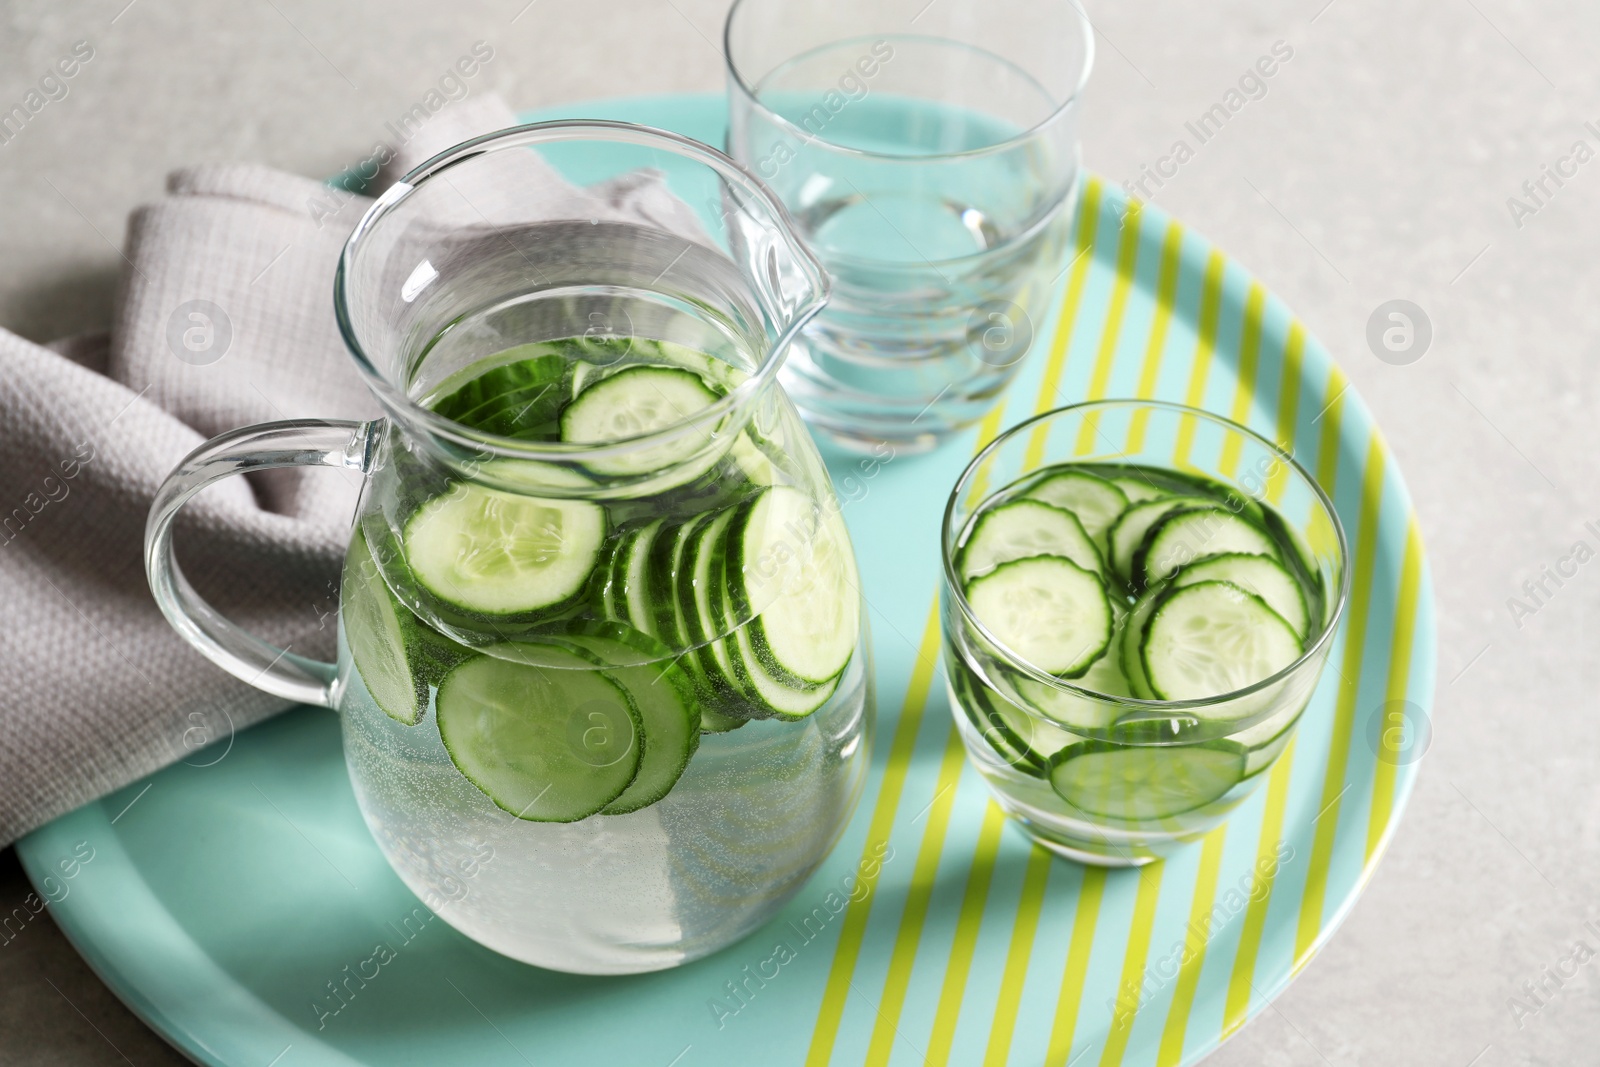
725, 0, 1093, 454
940, 402, 1349, 865
145, 122, 873, 973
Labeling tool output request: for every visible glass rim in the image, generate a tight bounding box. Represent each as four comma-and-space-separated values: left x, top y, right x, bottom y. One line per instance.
721, 0, 1096, 164
941, 398, 1352, 715
333, 119, 829, 466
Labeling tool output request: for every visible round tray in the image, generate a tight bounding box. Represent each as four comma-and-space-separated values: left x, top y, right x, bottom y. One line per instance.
17, 92, 1433, 1067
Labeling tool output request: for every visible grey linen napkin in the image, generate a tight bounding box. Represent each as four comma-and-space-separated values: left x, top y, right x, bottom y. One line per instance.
0, 94, 696, 845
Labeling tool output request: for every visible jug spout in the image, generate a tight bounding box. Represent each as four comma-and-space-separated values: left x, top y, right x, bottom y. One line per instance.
714, 156, 831, 375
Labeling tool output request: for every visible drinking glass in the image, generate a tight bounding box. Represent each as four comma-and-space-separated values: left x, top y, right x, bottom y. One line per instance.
145, 122, 874, 973
725, 0, 1093, 454
940, 402, 1348, 865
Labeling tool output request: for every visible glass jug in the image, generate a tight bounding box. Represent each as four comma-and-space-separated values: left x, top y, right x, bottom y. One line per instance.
145, 122, 874, 974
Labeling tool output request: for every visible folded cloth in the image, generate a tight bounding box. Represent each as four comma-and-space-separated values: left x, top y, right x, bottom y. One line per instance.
0, 93, 695, 845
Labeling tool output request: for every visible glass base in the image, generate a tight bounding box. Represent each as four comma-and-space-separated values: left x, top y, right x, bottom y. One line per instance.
1007, 814, 1166, 868
779, 338, 1014, 457
947, 695, 1249, 869
969, 754, 1247, 868
805, 415, 949, 457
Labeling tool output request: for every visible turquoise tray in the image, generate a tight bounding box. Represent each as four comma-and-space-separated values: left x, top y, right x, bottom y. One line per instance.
18, 93, 1434, 1067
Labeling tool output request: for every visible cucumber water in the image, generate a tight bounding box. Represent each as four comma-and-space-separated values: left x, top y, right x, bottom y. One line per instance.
944, 460, 1329, 864
339, 330, 869, 972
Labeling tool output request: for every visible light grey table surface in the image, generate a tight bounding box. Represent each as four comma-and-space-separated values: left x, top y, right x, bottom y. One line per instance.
1, 0, 1595, 1063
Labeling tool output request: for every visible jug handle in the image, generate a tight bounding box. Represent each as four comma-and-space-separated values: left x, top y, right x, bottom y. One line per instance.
144, 419, 377, 709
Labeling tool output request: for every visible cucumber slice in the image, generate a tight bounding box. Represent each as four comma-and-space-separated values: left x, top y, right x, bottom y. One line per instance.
1108, 475, 1168, 505
342, 530, 425, 725
537, 626, 701, 815
960, 499, 1103, 582
668, 544, 725, 704
472, 458, 595, 496
1120, 588, 1162, 700
1173, 552, 1308, 639
1023, 470, 1128, 554
1014, 648, 1130, 733
648, 513, 709, 649
705, 545, 821, 721
1107, 497, 1209, 583
953, 678, 1038, 773
1141, 580, 1303, 702
404, 622, 477, 690
1241, 721, 1295, 779
436, 646, 642, 822
620, 519, 664, 637
559, 365, 722, 477
723, 487, 860, 688
404, 483, 607, 618
749, 499, 860, 686
699, 707, 750, 733
731, 621, 841, 719
657, 340, 752, 393
574, 333, 658, 373
721, 541, 841, 721
731, 431, 781, 486
564, 337, 668, 400
724, 484, 811, 619
681, 508, 744, 692
596, 528, 635, 623
1136, 507, 1279, 587
1258, 506, 1325, 624
1143, 467, 1260, 519
966, 556, 1113, 677
1229, 708, 1296, 750
1048, 740, 1247, 821
429, 346, 568, 440
984, 687, 1083, 768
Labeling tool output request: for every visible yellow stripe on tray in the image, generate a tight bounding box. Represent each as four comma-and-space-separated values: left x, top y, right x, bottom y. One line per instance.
1216, 284, 1267, 475
924, 802, 1009, 1066
1038, 178, 1107, 417
1044, 867, 1108, 1066
1097, 862, 1167, 1067
1126, 220, 1186, 451
862, 729, 972, 1066
1170, 250, 1228, 472
804, 401, 1012, 1067
1313, 364, 1349, 494
1154, 829, 1228, 1067
1024, 179, 1105, 470
1365, 518, 1424, 864
857, 404, 1014, 1067
1074, 197, 1147, 455
1294, 430, 1385, 970
1266, 322, 1307, 501
1221, 736, 1299, 1038
981, 845, 1055, 1067
804, 606, 944, 1067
